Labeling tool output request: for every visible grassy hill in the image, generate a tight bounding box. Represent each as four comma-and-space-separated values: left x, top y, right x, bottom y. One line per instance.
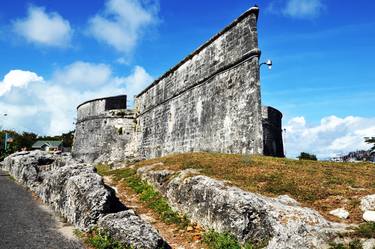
131, 152, 375, 223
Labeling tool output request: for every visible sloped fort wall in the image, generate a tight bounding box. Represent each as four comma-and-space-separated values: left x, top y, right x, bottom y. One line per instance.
72, 6, 284, 163
134, 7, 263, 159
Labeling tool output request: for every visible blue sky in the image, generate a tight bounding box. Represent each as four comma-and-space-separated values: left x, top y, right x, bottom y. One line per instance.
0, 0, 374, 158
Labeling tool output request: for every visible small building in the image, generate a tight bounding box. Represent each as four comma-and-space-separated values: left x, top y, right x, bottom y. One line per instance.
32, 140, 63, 152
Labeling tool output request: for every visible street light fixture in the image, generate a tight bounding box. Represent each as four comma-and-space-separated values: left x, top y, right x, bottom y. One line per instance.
260, 59, 272, 69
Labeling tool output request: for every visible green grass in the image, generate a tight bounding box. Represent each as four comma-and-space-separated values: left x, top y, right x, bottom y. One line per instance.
354, 222, 375, 238
329, 239, 363, 249
97, 165, 189, 228
74, 228, 130, 249
95, 163, 112, 176
202, 230, 255, 249
130, 152, 375, 223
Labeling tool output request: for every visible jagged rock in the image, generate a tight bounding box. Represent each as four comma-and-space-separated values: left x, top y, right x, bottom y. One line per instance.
98, 210, 170, 249
363, 211, 375, 222
1, 151, 126, 230
2, 150, 57, 189
138, 166, 346, 249
329, 208, 349, 219
363, 239, 375, 249
37, 165, 126, 230
360, 194, 375, 211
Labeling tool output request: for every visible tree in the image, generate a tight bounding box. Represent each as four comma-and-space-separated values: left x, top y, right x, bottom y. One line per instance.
61, 131, 74, 147
16, 132, 38, 150
297, 152, 317, 161
365, 137, 375, 151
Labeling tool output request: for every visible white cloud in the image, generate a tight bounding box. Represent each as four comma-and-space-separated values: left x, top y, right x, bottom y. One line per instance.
0, 64, 152, 135
268, 0, 324, 19
53, 61, 112, 87
13, 6, 72, 47
0, 70, 44, 96
114, 65, 153, 103
88, 0, 159, 53
284, 115, 375, 159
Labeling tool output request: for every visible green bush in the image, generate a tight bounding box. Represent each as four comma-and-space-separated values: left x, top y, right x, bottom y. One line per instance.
297, 152, 317, 161
85, 228, 128, 249
354, 222, 375, 238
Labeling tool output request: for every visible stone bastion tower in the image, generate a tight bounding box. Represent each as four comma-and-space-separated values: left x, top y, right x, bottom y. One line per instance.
72, 6, 284, 163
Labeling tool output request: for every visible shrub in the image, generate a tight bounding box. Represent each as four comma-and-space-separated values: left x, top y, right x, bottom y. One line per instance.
354, 222, 375, 238
297, 152, 317, 161
202, 230, 254, 249
84, 228, 128, 249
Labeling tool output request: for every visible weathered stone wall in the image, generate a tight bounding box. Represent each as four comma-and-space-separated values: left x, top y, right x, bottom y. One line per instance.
72, 6, 285, 162
134, 7, 263, 159
262, 106, 284, 157
72, 95, 135, 163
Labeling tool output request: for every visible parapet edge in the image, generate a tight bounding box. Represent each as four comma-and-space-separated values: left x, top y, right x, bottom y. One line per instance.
76, 95, 127, 110
136, 6, 260, 98
262, 105, 283, 118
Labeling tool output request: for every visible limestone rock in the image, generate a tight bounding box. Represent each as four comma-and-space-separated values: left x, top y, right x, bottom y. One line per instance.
139, 167, 346, 249
1, 151, 126, 230
363, 211, 375, 222
98, 210, 170, 249
362, 239, 375, 249
329, 208, 349, 219
276, 195, 300, 207
37, 165, 126, 230
360, 194, 375, 211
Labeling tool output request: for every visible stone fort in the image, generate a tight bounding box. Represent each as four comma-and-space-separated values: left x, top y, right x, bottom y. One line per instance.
72, 6, 284, 163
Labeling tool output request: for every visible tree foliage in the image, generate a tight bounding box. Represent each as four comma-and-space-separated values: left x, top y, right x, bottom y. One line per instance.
0, 129, 74, 160
365, 137, 375, 151
297, 152, 317, 161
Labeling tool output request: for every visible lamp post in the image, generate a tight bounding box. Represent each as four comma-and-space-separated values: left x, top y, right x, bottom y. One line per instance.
259, 59, 272, 69
2, 113, 8, 151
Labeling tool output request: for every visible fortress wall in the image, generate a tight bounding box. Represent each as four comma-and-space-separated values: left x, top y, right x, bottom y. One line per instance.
72, 96, 135, 163
262, 106, 284, 157
134, 7, 263, 159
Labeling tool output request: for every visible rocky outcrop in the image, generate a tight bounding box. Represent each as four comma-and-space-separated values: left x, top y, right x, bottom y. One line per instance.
1, 151, 125, 230
138, 165, 346, 249
1, 151, 169, 248
361, 194, 375, 212
98, 210, 170, 249
360, 194, 375, 222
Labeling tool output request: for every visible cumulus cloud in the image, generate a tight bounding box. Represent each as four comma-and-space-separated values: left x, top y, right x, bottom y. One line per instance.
88, 0, 159, 53
13, 6, 72, 47
53, 61, 112, 87
114, 65, 153, 103
0, 64, 152, 135
284, 115, 375, 159
268, 0, 324, 19
0, 70, 44, 96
